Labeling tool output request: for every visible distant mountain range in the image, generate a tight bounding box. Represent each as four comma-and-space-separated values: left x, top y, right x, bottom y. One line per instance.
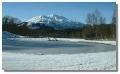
20, 14, 84, 30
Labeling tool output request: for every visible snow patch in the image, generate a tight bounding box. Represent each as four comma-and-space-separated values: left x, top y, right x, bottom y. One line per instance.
2, 31, 18, 39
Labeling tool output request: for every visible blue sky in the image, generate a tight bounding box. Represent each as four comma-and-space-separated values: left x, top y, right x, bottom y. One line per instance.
2, 2, 116, 24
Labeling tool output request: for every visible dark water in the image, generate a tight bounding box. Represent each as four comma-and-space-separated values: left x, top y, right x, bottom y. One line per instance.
2, 39, 117, 54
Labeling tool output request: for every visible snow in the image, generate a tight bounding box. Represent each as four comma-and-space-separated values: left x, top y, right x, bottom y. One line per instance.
57, 38, 116, 45
27, 14, 70, 23
2, 31, 25, 39
2, 51, 116, 70
2, 31, 18, 39
9, 38, 116, 45
26, 14, 83, 29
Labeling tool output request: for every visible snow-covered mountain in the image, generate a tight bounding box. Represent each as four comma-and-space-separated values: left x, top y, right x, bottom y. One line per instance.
25, 14, 83, 29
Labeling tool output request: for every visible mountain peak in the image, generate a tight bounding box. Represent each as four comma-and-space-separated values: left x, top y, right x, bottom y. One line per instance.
26, 14, 83, 29
27, 14, 70, 23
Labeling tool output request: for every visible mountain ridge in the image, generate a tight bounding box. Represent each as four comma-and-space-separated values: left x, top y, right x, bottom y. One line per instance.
22, 14, 83, 30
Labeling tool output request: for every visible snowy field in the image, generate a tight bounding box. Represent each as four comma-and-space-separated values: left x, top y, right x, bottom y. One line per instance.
3, 51, 116, 70
2, 32, 117, 71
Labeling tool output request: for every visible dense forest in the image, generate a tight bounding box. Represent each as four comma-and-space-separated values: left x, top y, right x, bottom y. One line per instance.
2, 9, 116, 40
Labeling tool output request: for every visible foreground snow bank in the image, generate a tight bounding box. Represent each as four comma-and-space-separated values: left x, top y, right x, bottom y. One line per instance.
10, 38, 116, 45
2, 51, 116, 70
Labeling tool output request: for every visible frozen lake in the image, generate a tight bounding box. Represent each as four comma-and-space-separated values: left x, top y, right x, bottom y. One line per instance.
3, 38, 117, 55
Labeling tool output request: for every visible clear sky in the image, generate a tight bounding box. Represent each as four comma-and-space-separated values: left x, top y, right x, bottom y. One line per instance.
2, 2, 116, 24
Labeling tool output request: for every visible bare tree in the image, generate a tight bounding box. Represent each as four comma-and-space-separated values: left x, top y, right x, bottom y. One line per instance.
112, 8, 116, 24
86, 9, 106, 25
86, 13, 92, 26
94, 9, 101, 25
100, 17, 106, 24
